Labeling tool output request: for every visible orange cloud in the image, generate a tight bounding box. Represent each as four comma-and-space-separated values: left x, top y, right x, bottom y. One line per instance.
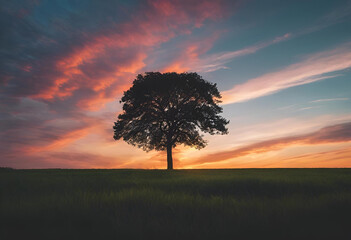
269, 146, 351, 168
29, 0, 229, 111
186, 146, 351, 169
22, 126, 93, 154
161, 33, 221, 73
191, 122, 351, 166
1, 0, 236, 169
160, 32, 291, 74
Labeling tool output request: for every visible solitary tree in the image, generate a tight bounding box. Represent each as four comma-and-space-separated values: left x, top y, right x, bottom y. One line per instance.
113, 72, 229, 170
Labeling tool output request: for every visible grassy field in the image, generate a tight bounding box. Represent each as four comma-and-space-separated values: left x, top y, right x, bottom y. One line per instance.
1, 168, 351, 239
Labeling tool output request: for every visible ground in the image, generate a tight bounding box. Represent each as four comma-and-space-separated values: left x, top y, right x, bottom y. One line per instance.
1, 168, 350, 239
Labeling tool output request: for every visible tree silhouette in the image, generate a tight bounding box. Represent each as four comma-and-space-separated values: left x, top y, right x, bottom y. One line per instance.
113, 72, 229, 170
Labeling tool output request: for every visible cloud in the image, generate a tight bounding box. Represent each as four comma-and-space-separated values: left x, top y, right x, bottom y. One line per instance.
159, 33, 291, 73
193, 33, 292, 73
1, 0, 230, 107
297, 1, 351, 36
0, 151, 124, 169
187, 146, 351, 169
221, 43, 351, 104
310, 98, 349, 103
274, 147, 351, 168
0, 97, 99, 157
158, 2, 351, 75
191, 122, 351, 165
297, 106, 320, 111
0, 0, 235, 168
160, 32, 222, 73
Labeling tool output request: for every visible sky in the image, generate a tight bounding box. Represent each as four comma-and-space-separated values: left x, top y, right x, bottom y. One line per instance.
1, 0, 351, 169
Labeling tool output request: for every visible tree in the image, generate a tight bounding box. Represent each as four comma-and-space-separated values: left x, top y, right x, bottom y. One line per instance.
113, 72, 229, 170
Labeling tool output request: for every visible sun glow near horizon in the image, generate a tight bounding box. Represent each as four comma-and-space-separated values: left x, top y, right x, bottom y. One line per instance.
1, 0, 351, 169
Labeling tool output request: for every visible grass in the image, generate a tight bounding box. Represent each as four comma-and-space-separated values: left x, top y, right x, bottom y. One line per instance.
1, 168, 351, 239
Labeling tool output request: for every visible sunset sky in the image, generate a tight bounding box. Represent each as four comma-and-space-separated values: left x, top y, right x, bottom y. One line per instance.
1, 0, 351, 169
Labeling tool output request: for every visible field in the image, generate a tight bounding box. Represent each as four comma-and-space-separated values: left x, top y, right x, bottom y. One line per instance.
1, 168, 351, 239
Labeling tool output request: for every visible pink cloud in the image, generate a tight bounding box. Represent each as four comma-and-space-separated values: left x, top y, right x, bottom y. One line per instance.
149, 32, 292, 82
160, 32, 292, 73
191, 122, 351, 165
188, 146, 351, 169
161, 33, 221, 73
1, 0, 236, 169
29, 0, 230, 111
222, 43, 351, 104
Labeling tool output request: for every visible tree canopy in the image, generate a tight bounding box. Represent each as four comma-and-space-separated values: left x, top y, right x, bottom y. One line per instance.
113, 72, 229, 169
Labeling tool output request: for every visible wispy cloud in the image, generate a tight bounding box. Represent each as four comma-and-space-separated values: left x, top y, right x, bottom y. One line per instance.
310, 98, 349, 103
298, 106, 320, 111
162, 33, 292, 73
2, 0, 230, 110
191, 121, 351, 166
275, 104, 296, 111
164, 2, 351, 75
272, 146, 351, 168
193, 33, 292, 73
0, 0, 233, 168
187, 146, 351, 169
221, 43, 351, 104
297, 2, 351, 36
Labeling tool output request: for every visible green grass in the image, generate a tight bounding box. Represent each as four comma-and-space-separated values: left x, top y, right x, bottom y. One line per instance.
1, 168, 351, 239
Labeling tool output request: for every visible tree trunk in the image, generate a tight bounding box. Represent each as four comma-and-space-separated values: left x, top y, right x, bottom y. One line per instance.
167, 144, 173, 170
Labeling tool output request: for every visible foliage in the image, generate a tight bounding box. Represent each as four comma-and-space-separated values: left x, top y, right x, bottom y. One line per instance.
113, 72, 229, 152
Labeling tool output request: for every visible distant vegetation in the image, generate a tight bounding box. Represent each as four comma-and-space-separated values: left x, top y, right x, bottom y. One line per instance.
1, 169, 350, 239
0, 167, 14, 170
